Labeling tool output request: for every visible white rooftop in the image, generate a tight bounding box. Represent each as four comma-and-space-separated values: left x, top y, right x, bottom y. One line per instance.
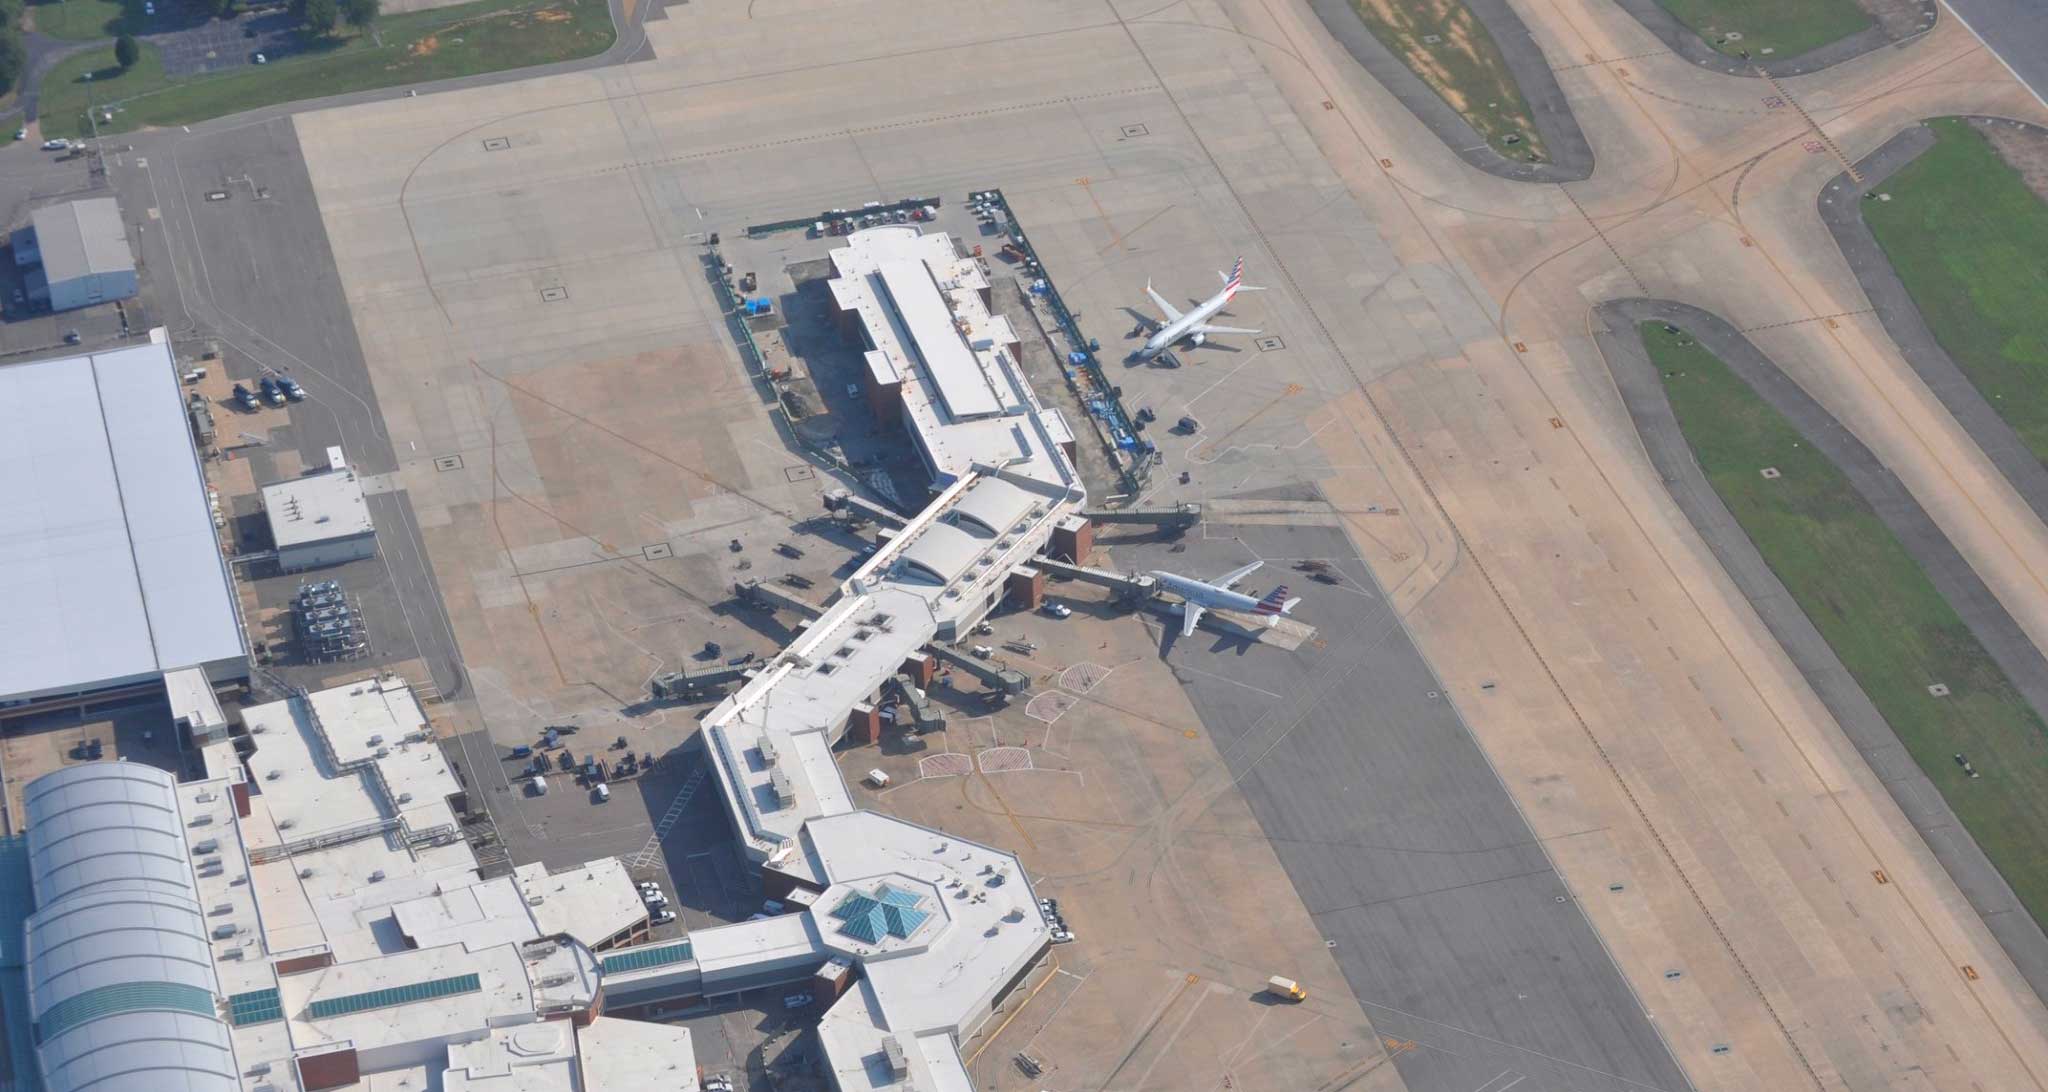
263, 468, 374, 548
0, 334, 244, 701
829, 229, 1067, 486
575, 1010, 701, 1092
442, 1025, 576, 1092
390, 859, 645, 953
284, 942, 532, 1052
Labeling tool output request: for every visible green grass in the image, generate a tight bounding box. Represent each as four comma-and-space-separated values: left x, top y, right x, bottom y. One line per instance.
1652, 0, 1871, 59
1643, 321, 2048, 929
26, 0, 135, 41
36, 0, 611, 139
1865, 117, 2048, 463
1347, 0, 1546, 163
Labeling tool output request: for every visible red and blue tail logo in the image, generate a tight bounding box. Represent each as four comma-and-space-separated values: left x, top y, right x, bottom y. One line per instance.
1254, 585, 1291, 615
1225, 258, 1244, 295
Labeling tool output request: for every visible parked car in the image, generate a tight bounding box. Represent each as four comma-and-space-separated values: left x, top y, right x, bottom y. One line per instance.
42, 138, 71, 151
1041, 601, 1072, 618
233, 384, 260, 411
277, 375, 306, 401
253, 52, 267, 64
650, 909, 676, 925
641, 890, 667, 907
259, 375, 286, 405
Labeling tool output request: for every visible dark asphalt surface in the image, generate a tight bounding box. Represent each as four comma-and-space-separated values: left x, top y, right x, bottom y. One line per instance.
1592, 298, 2048, 1006
1941, 0, 2048, 105
1302, 0, 1592, 182
1116, 522, 1689, 1092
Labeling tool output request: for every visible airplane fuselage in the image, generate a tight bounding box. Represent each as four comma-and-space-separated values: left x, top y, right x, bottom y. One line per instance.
1138, 286, 1236, 359
1148, 570, 1263, 614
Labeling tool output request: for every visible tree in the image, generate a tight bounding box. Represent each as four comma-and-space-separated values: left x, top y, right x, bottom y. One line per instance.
341, 0, 376, 29
301, 0, 336, 33
0, 24, 23, 97
114, 33, 139, 69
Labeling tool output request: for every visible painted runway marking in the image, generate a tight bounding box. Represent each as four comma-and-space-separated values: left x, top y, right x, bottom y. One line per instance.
978, 746, 1033, 773
1025, 690, 1078, 724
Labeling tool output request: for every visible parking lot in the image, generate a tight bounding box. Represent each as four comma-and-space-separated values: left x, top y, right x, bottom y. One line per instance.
144, 4, 302, 77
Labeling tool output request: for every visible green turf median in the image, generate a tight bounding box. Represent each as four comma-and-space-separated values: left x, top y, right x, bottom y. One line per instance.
1865, 117, 2048, 465
1652, 0, 1870, 59
1643, 321, 2048, 930
36, 0, 611, 139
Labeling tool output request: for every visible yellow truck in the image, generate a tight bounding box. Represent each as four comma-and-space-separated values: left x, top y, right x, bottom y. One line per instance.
1265, 976, 1306, 1002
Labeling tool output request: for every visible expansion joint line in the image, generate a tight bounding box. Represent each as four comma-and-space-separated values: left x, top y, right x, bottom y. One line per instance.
1755, 67, 1863, 184
1559, 186, 1647, 295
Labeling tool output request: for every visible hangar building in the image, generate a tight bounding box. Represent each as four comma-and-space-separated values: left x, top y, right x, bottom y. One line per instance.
0, 334, 247, 713
11, 199, 138, 313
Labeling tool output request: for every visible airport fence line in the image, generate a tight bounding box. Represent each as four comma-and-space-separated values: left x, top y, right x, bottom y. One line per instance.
745, 196, 944, 239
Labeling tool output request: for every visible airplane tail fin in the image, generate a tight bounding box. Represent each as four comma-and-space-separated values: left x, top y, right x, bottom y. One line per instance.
1253, 586, 1300, 620
1218, 258, 1265, 294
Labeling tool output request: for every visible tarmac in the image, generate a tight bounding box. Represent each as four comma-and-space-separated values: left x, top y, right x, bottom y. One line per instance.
1114, 519, 1690, 1092
1592, 297, 2048, 1012
1301, 0, 1593, 182
116, 116, 470, 701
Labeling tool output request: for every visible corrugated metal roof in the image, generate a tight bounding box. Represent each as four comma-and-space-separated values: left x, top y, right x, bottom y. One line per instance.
897, 524, 983, 587
22, 766, 237, 1092
0, 340, 244, 701
28, 200, 134, 281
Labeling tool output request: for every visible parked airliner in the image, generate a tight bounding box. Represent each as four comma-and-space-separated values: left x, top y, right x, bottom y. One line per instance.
1129, 258, 1264, 361
1149, 560, 1302, 637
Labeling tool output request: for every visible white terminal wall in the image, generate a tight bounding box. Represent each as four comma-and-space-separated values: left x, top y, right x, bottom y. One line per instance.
0, 337, 245, 702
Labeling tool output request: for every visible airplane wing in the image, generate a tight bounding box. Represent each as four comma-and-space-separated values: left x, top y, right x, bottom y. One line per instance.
1146, 283, 1185, 323
1192, 323, 1260, 336
1181, 602, 1205, 638
1215, 560, 1263, 590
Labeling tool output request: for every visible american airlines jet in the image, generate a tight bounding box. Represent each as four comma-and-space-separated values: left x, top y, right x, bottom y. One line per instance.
1129, 258, 1264, 361
1149, 560, 1302, 638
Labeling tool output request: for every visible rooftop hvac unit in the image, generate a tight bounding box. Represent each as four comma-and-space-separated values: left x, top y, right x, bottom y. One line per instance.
527, 942, 558, 959
265, 769, 282, 781
299, 868, 316, 879
190, 814, 213, 827
246, 1063, 271, 1077
538, 973, 573, 988
770, 769, 795, 807
212, 923, 239, 939
396, 792, 412, 804
758, 738, 779, 767
213, 902, 233, 915
251, 724, 268, 734
192, 839, 220, 855
195, 791, 217, 804
375, 748, 389, 759
882, 1036, 908, 1077
222, 947, 245, 961
367, 735, 382, 746
368, 870, 385, 883
277, 819, 296, 830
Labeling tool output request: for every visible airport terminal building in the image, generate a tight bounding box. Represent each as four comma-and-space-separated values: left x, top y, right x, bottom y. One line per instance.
6, 227, 1088, 1092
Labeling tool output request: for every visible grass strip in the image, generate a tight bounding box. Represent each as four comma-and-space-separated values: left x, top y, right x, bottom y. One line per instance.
1644, 321, 2048, 930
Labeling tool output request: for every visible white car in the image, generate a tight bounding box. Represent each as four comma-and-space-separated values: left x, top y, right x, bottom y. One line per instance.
42, 138, 70, 151
641, 891, 668, 908
253, 52, 267, 64
1051, 930, 1074, 944
649, 909, 675, 925
1041, 601, 1072, 618
637, 880, 660, 892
